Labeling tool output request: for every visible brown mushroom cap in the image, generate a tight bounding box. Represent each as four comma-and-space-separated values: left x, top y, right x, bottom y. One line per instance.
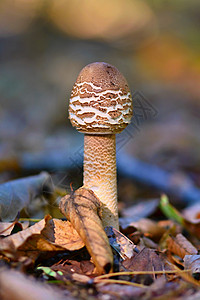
69, 62, 133, 134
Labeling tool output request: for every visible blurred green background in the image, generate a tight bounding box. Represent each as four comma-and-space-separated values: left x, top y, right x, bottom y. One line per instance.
1, 0, 200, 202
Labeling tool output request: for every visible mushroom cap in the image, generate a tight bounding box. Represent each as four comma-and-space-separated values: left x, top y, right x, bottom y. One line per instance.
69, 62, 133, 134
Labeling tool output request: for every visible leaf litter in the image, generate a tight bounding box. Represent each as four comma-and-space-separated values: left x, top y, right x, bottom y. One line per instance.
0, 176, 200, 299
59, 187, 113, 274
0, 172, 54, 222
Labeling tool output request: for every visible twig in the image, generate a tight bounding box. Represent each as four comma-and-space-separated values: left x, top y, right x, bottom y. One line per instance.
94, 278, 147, 288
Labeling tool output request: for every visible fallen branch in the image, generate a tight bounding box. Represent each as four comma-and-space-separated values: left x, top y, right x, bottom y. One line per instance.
117, 151, 200, 205
2, 149, 200, 206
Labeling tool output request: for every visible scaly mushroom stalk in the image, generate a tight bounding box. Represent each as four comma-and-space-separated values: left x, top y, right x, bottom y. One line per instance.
84, 134, 118, 228
69, 62, 132, 229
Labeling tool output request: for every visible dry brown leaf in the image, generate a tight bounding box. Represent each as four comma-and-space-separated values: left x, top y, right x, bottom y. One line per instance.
0, 268, 66, 300
176, 234, 198, 255
105, 226, 138, 259
181, 204, 200, 239
42, 218, 84, 251
0, 222, 16, 236
139, 236, 158, 249
166, 236, 186, 259
0, 215, 84, 258
0, 216, 50, 256
183, 221, 200, 239
0, 221, 29, 236
59, 187, 113, 274
122, 218, 165, 241
52, 258, 96, 279
122, 247, 165, 284
166, 234, 197, 259
184, 255, 200, 277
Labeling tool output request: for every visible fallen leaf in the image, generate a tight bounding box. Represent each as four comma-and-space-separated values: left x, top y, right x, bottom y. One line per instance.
0, 215, 84, 259
0, 221, 29, 236
52, 259, 95, 278
97, 282, 145, 298
182, 203, 200, 223
122, 248, 165, 284
0, 222, 16, 236
0, 172, 53, 221
166, 234, 197, 259
59, 187, 113, 274
42, 218, 84, 251
121, 218, 165, 242
43, 261, 93, 284
0, 268, 66, 300
98, 275, 188, 299
105, 226, 139, 259
121, 199, 159, 220
184, 255, 200, 279
139, 236, 158, 249
183, 220, 200, 239
0, 216, 50, 257
181, 204, 200, 239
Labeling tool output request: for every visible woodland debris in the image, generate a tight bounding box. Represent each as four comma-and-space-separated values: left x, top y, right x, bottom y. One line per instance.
59, 187, 113, 274
0, 215, 84, 259
105, 226, 139, 259
0, 172, 53, 222
0, 268, 66, 300
166, 234, 198, 259
7, 149, 200, 206
184, 255, 200, 278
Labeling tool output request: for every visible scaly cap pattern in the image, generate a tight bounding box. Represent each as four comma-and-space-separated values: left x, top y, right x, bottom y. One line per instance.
69, 62, 132, 134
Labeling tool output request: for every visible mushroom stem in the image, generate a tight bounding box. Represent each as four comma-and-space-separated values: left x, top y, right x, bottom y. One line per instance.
83, 134, 119, 229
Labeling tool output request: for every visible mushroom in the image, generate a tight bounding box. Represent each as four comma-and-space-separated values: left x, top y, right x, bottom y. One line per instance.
69, 62, 133, 229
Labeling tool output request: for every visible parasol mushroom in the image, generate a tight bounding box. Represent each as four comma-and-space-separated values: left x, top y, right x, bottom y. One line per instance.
69, 62, 133, 229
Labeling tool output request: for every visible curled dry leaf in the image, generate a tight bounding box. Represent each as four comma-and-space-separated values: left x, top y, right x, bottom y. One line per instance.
0, 172, 53, 222
105, 226, 138, 259
0, 222, 16, 236
59, 187, 113, 274
0, 215, 84, 259
42, 218, 84, 251
166, 234, 198, 259
0, 221, 29, 236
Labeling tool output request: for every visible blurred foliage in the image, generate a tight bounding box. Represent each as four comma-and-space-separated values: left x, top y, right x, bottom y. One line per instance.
0, 0, 200, 199
47, 0, 156, 47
